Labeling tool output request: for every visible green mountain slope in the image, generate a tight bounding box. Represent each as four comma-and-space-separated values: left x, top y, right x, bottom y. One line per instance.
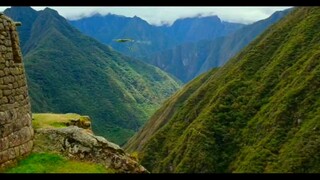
125, 7, 320, 172
4, 7, 181, 145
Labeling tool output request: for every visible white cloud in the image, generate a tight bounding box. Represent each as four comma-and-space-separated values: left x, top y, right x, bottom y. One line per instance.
0, 6, 291, 26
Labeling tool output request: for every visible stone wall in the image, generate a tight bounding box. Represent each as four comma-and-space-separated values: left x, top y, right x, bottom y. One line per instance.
0, 13, 33, 169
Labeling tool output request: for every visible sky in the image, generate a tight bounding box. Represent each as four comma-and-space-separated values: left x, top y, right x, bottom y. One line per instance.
0, 6, 291, 26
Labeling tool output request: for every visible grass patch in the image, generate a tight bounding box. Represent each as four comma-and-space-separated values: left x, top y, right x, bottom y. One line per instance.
32, 113, 82, 129
5, 153, 115, 173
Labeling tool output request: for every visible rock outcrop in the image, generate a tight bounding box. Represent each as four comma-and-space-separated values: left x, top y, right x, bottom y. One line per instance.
65, 116, 91, 130
0, 13, 33, 170
33, 126, 148, 173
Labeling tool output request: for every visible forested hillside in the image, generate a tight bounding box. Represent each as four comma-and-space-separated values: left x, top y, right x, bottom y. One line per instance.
126, 7, 320, 173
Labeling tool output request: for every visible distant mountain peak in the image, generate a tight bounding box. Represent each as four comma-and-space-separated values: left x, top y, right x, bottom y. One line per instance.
174, 15, 221, 23
4, 6, 37, 15
42, 7, 60, 15
9, 6, 33, 10
131, 15, 148, 23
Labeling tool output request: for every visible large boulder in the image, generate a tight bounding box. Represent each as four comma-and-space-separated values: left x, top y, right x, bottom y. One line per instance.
65, 116, 92, 130
34, 126, 148, 173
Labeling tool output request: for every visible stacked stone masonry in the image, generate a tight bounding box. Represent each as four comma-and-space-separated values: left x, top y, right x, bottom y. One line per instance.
0, 14, 33, 169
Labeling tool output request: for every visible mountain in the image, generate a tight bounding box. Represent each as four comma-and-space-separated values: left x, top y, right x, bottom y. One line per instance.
4, 7, 181, 145
146, 8, 292, 82
166, 15, 243, 43
69, 14, 244, 59
70, 14, 175, 59
125, 7, 320, 173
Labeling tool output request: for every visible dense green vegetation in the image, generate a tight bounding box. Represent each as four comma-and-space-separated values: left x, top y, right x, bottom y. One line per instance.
5, 153, 113, 173
125, 69, 218, 152
4, 7, 181, 145
126, 7, 320, 173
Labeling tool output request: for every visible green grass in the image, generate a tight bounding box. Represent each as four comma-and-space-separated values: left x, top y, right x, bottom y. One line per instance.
32, 113, 82, 129
5, 153, 115, 173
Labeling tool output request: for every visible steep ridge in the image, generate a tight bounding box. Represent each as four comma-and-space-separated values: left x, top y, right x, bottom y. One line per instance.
146, 8, 292, 82
126, 7, 320, 173
4, 7, 181, 145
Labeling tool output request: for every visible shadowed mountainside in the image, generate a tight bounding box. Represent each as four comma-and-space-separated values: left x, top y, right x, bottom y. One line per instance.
70, 14, 244, 60
145, 8, 292, 82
